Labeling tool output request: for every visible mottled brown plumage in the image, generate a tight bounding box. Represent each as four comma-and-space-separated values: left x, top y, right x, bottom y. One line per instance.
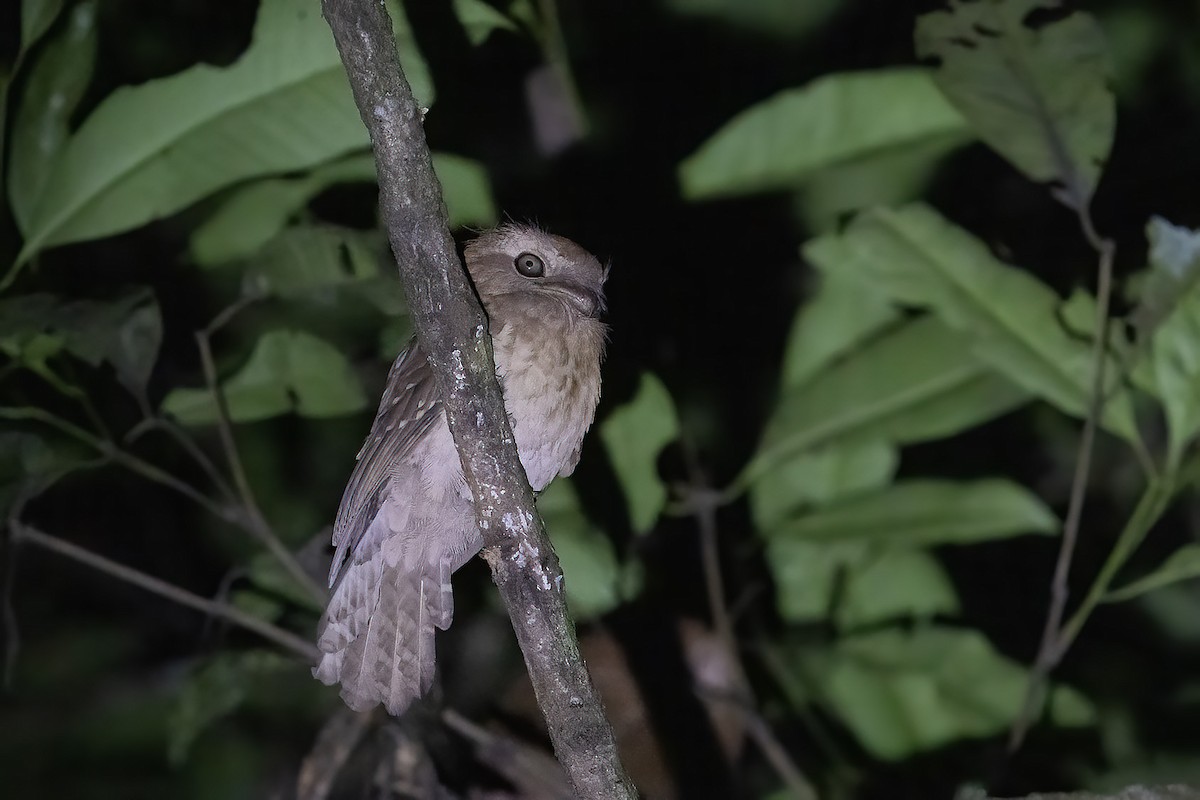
314, 225, 607, 715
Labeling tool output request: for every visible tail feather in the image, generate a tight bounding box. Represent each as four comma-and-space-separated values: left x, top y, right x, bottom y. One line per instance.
315, 549, 452, 716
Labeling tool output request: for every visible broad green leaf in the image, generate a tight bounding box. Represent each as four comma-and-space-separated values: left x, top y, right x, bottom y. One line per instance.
189, 152, 492, 266
161, 330, 367, 425
9, 1, 98, 233
539, 480, 635, 619
750, 441, 897, 533
831, 204, 1136, 437
800, 627, 1095, 759
780, 264, 899, 390
679, 69, 969, 200
20, 0, 64, 52
169, 651, 292, 765
243, 226, 386, 299
664, 0, 843, 40
916, 0, 1114, 210
1106, 545, 1200, 604
765, 539, 859, 621
1098, 5, 1169, 99
770, 479, 1058, 545
749, 315, 1029, 480
766, 540, 959, 625
14, 0, 432, 267
794, 132, 961, 231
189, 154, 377, 266
453, 0, 520, 45
1141, 219, 1200, 460
599, 373, 680, 534
432, 153, 499, 229
835, 548, 959, 630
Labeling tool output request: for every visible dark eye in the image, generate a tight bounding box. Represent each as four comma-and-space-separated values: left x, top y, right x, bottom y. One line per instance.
514, 252, 545, 277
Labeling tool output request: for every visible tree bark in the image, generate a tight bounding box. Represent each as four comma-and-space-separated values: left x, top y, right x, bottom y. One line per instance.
319, 2, 636, 797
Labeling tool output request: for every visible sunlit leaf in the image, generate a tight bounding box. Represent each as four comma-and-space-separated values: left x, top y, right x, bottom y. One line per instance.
831, 204, 1136, 437
749, 315, 1029, 481
679, 69, 969, 200
161, 330, 367, 425
1106, 545, 1200, 604
798, 627, 1095, 760
14, 0, 432, 268
916, 0, 1114, 210
770, 479, 1058, 545
10, 2, 96, 234
750, 441, 897, 533
539, 480, 634, 619
599, 373, 680, 534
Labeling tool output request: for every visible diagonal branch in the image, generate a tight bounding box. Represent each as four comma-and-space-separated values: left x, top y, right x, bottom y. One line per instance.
318, 2, 634, 797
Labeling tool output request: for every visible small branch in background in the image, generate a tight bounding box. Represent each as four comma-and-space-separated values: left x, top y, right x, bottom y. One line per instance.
320, 1, 634, 796
443, 709, 575, 800
1010, 207, 1117, 753
194, 299, 327, 605
296, 706, 377, 800
125, 416, 238, 504
10, 522, 320, 663
679, 440, 818, 800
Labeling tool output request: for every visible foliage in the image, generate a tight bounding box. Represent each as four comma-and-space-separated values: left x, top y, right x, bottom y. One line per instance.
4, 0, 1200, 798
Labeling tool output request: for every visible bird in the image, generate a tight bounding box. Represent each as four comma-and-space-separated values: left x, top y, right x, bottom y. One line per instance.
314, 224, 608, 716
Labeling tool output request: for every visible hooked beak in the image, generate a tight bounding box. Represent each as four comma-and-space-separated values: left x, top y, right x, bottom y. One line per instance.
543, 281, 606, 319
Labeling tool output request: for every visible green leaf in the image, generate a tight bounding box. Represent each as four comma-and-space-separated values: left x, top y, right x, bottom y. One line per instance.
0, 431, 85, 517
20, 0, 64, 53
433, 153, 499, 229
539, 480, 634, 619
835, 548, 960, 630
14, 0, 432, 267
0, 290, 162, 396
168, 651, 292, 765
452, 0, 520, 45
765, 540, 959, 625
679, 69, 969, 200
749, 315, 1029, 481
799, 627, 1095, 760
161, 330, 367, 425
780, 265, 899, 390
750, 441, 897, 533
830, 204, 1136, 437
770, 479, 1058, 545
664, 0, 844, 40
599, 373, 680, 534
1132, 217, 1200, 342
915, 0, 1115, 210
246, 553, 324, 613
9, 1, 97, 234
189, 154, 377, 266
243, 226, 386, 298
1106, 545, 1200, 604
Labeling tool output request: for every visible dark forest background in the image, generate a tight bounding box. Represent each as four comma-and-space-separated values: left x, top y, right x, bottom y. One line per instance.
3, 0, 1200, 798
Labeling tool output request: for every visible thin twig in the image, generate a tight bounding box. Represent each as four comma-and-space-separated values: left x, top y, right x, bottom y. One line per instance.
125, 416, 238, 504
194, 301, 326, 605
11, 522, 320, 662
680, 440, 818, 800
1009, 208, 1117, 753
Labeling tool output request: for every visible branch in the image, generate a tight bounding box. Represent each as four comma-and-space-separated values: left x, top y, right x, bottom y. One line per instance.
318, 2, 634, 797
10, 522, 320, 662
1009, 208, 1117, 753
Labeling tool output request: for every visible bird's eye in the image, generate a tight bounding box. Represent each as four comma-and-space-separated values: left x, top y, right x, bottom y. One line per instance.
514, 252, 545, 278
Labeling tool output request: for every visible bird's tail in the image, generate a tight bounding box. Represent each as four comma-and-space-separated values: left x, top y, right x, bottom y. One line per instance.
314, 547, 454, 716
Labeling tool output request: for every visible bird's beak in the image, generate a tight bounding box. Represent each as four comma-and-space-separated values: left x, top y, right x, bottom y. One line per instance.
543, 281, 606, 319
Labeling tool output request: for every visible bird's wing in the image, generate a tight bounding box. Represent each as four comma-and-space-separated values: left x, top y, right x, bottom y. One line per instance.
328, 338, 443, 586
